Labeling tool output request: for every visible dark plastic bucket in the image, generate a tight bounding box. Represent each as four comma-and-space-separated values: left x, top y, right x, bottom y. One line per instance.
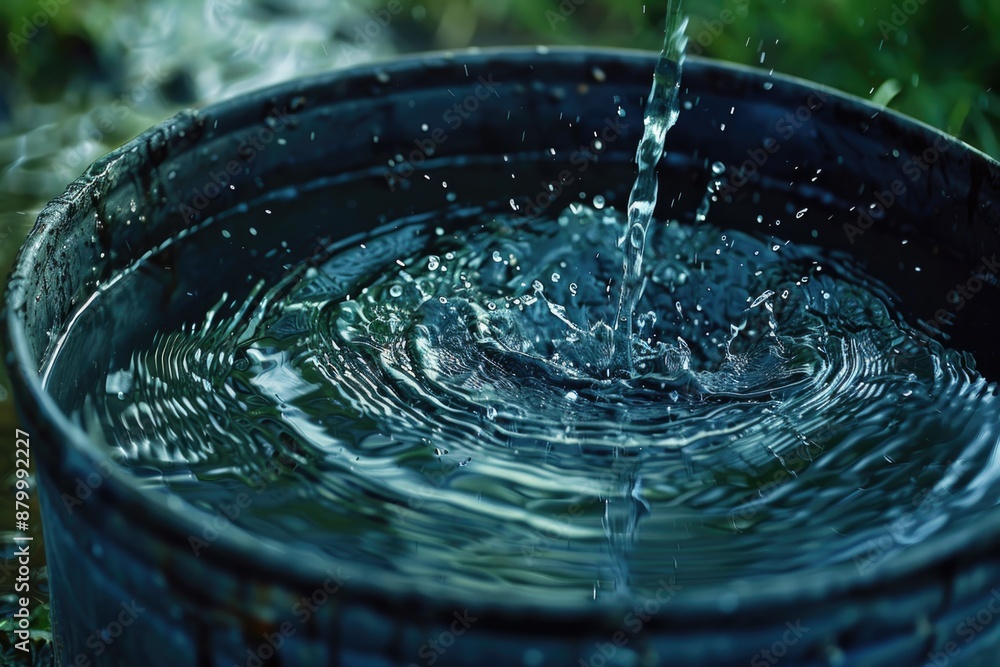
4, 48, 1000, 667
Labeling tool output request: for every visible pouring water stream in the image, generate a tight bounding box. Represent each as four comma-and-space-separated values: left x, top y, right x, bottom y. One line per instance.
605, 0, 688, 594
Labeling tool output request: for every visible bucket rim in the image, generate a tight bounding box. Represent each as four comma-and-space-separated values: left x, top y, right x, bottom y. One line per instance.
4, 45, 1000, 623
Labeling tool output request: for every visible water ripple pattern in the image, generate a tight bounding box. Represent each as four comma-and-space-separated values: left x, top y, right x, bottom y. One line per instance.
77, 203, 999, 603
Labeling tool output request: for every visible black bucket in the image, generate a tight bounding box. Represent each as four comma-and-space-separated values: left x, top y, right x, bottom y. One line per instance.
4, 48, 1000, 667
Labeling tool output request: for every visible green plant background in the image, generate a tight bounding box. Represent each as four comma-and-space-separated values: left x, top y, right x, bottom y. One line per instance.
1, 0, 999, 664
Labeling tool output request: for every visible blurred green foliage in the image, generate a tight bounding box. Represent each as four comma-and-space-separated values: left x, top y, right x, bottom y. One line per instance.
2, 0, 999, 154
388, 0, 1000, 157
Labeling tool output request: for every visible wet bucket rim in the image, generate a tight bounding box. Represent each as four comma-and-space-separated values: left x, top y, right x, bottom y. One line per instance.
4, 46, 1000, 621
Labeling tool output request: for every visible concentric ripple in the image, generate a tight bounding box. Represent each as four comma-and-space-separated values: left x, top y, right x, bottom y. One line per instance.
71, 202, 999, 602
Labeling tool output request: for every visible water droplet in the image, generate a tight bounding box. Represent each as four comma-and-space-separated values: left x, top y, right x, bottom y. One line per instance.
428, 255, 440, 270
551, 273, 561, 283
711, 161, 726, 175
389, 285, 403, 297
593, 195, 606, 209
569, 283, 579, 296
492, 251, 503, 262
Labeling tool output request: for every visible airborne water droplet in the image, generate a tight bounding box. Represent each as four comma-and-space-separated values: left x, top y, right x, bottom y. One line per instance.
751, 290, 775, 308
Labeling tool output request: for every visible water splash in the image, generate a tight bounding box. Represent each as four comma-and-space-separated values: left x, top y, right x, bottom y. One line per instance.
603, 4, 690, 591
54, 200, 1000, 604
613, 0, 688, 372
